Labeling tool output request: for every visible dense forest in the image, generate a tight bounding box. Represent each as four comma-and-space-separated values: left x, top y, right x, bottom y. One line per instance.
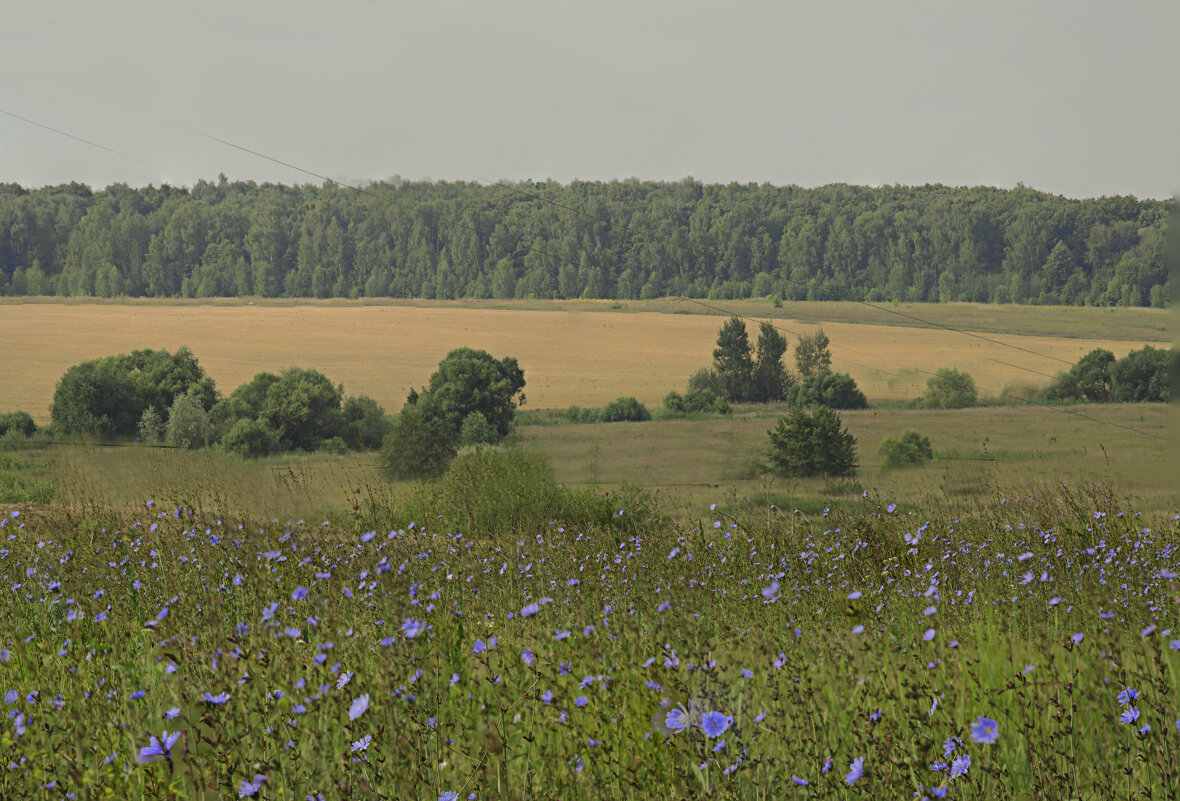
0, 177, 1171, 305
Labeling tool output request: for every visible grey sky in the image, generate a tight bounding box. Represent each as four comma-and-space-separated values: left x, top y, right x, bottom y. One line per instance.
1, 0, 1175, 199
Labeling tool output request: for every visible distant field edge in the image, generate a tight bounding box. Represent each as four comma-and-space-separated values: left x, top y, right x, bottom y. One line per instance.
0, 296, 1169, 342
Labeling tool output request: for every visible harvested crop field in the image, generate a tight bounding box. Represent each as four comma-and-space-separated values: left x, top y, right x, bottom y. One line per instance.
0, 300, 1167, 421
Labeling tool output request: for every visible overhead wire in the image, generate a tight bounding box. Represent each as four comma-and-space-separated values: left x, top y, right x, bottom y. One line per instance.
0, 106, 153, 166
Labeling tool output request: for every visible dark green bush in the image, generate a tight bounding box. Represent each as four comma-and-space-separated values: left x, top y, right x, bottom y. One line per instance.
563, 406, 600, 424
662, 388, 731, 415
459, 411, 496, 447
0, 411, 36, 438
599, 397, 652, 423
1042, 346, 1175, 403
786, 371, 868, 410
1110, 346, 1171, 402
767, 407, 857, 478
921, 368, 978, 409
342, 395, 392, 450
220, 418, 280, 458
50, 347, 216, 437
878, 430, 934, 468
379, 405, 457, 480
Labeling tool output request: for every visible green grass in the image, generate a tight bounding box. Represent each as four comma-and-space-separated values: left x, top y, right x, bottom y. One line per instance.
513, 403, 1178, 515
0, 460, 1176, 800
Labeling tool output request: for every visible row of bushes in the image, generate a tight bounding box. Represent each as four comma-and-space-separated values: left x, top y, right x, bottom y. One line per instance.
563, 389, 733, 425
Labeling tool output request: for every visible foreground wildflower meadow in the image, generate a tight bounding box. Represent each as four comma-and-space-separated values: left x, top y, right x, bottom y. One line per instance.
1, 463, 1177, 799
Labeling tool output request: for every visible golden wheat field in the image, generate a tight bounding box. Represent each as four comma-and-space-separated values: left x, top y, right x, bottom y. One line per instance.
0, 300, 1169, 422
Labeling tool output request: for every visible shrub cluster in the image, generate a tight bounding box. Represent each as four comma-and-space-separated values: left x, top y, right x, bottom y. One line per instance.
1041, 346, 1176, 403
878, 430, 934, 468
919, 368, 978, 409
50, 348, 390, 458
0, 411, 36, 438
786, 370, 868, 410
379, 348, 525, 479
662, 388, 731, 416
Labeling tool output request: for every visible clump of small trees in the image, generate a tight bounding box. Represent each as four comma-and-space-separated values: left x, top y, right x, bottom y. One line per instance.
1040, 346, 1175, 403
696, 317, 794, 403
380, 348, 526, 479
49, 347, 392, 458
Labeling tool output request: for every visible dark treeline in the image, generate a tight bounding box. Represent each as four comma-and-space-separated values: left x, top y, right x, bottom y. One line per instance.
0, 176, 1172, 305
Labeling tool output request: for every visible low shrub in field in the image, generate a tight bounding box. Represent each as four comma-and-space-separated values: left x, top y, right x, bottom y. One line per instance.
786, 370, 868, 410
0, 411, 36, 438
598, 397, 652, 423
401, 447, 658, 536
220, 418, 281, 458
563, 405, 602, 424
921, 368, 978, 409
662, 388, 731, 416
878, 430, 934, 468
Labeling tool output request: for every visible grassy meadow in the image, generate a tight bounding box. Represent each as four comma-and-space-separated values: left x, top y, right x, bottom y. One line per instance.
35, 402, 1177, 520
0, 299, 1169, 423
0, 298, 1177, 799
1, 453, 1177, 800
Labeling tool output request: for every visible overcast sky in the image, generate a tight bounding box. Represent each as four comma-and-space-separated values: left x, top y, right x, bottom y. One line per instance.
1, 0, 1175, 199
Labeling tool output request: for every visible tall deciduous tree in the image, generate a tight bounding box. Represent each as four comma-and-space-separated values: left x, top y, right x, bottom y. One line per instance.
418, 348, 526, 441
794, 329, 832, 378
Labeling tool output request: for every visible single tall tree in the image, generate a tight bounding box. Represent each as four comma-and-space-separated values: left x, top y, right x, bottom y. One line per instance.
751, 321, 790, 402
794, 329, 832, 378
712, 317, 754, 402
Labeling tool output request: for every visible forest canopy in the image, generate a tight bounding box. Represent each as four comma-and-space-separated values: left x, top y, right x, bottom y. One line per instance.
0, 177, 1171, 306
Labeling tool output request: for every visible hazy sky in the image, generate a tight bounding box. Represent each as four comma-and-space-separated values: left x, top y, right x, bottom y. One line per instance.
1, 0, 1175, 199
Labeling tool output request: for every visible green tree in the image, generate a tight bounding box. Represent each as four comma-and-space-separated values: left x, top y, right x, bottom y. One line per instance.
686, 367, 724, 397
419, 348, 526, 441
1043, 349, 1116, 402
1110, 346, 1172, 402
165, 391, 211, 449
379, 404, 457, 480
878, 430, 934, 468
137, 406, 164, 444
750, 321, 791, 402
767, 407, 856, 477
794, 329, 832, 378
712, 317, 753, 402
50, 348, 217, 437
459, 411, 496, 448
342, 395, 392, 450
786, 371, 868, 410
921, 368, 978, 409
257, 367, 348, 452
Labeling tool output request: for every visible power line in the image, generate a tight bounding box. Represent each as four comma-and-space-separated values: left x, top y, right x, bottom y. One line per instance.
0, 107, 153, 165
